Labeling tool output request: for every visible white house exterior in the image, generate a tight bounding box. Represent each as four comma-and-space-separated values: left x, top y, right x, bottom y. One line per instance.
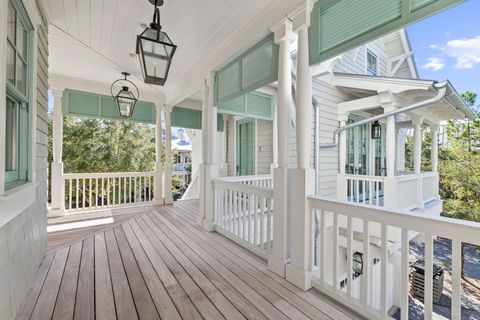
1, 0, 478, 320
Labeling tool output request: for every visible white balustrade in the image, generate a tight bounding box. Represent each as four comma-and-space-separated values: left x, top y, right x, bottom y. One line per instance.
308, 196, 480, 320
213, 175, 274, 258
421, 172, 438, 203
344, 174, 385, 206
63, 172, 155, 213
395, 174, 419, 210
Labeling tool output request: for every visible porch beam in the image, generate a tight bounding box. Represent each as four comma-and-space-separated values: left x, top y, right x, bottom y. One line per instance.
50, 88, 65, 216
338, 95, 381, 115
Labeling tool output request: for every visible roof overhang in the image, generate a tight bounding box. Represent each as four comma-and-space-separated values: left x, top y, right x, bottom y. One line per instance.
333, 73, 475, 121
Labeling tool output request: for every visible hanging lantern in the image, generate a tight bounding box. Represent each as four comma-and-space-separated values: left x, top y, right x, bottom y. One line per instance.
352, 252, 364, 277
371, 121, 382, 140
111, 72, 139, 118
136, 0, 177, 86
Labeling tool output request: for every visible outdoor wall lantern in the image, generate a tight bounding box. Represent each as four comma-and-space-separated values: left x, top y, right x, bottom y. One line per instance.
353, 252, 364, 277
111, 72, 140, 118
136, 0, 177, 86
371, 121, 382, 140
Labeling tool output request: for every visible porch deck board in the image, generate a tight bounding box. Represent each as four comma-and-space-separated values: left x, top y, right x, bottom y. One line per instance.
18, 200, 360, 320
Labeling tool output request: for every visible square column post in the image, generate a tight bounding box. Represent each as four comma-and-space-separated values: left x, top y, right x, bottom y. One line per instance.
271, 104, 279, 173
413, 117, 424, 208
268, 17, 294, 277
337, 114, 348, 201
153, 104, 164, 205
430, 124, 440, 199
285, 0, 315, 290
50, 89, 65, 217
164, 104, 174, 204
198, 73, 219, 231
380, 96, 398, 209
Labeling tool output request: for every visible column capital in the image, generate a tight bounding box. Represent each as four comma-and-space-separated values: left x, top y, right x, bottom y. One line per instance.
290, 0, 314, 32
51, 88, 64, 98
338, 113, 349, 122
164, 104, 174, 113
429, 123, 439, 131
270, 18, 294, 44
204, 72, 215, 88
411, 115, 424, 126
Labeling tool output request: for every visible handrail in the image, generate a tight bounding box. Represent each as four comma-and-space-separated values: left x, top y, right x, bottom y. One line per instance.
216, 174, 273, 183
63, 171, 155, 179
213, 179, 273, 199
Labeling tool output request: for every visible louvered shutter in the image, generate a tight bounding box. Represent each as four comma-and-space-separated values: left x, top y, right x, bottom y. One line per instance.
218, 92, 274, 121
309, 0, 463, 65
215, 33, 278, 105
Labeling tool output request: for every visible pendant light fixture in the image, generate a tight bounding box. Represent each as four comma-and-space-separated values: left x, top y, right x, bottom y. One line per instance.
111, 72, 140, 118
136, 0, 177, 86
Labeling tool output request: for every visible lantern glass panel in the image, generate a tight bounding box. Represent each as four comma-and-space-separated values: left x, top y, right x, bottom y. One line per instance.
116, 89, 136, 117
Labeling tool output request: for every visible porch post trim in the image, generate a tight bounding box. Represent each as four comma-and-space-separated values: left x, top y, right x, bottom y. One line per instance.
154, 104, 164, 205
164, 104, 174, 205
50, 88, 65, 216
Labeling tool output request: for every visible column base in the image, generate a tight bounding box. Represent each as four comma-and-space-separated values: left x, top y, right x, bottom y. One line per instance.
48, 208, 65, 218
268, 254, 287, 277
152, 198, 164, 206
286, 263, 312, 290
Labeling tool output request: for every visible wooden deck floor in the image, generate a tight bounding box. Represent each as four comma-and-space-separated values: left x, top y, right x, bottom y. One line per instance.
17, 200, 360, 320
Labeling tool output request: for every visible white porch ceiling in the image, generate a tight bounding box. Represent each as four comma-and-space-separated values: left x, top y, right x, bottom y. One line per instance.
42, 0, 298, 105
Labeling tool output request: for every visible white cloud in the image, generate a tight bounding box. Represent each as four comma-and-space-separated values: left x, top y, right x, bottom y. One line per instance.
429, 44, 438, 49
444, 36, 480, 69
422, 57, 445, 71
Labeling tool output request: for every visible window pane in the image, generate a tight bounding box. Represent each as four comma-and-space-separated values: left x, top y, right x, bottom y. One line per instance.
16, 55, 27, 94
7, 0, 16, 43
367, 52, 378, 76
17, 21, 27, 59
7, 42, 15, 84
5, 98, 18, 172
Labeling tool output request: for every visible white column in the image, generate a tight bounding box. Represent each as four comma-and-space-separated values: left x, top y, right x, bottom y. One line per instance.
198, 73, 219, 230
268, 17, 294, 278
286, 0, 315, 290
413, 117, 423, 208
164, 104, 173, 204
271, 105, 279, 172
220, 114, 228, 176
430, 124, 440, 200
50, 89, 65, 216
395, 128, 403, 173
337, 115, 348, 201
153, 104, 164, 205
384, 106, 396, 177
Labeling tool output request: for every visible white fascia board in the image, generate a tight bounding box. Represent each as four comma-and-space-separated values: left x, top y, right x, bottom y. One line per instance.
333, 73, 434, 94
338, 95, 382, 115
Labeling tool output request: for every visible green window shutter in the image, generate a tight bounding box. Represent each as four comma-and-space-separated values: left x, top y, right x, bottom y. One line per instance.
215, 33, 279, 105
171, 107, 224, 132
62, 89, 156, 124
309, 0, 464, 65
218, 92, 274, 121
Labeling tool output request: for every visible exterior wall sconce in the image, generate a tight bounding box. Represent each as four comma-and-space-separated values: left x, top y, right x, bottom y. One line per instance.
111, 72, 139, 118
136, 0, 177, 86
353, 251, 364, 277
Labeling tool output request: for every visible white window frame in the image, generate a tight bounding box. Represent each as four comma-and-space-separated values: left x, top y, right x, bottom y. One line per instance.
0, 0, 40, 228
366, 48, 379, 76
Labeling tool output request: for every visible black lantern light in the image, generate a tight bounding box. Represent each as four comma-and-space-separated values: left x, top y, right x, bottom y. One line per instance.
136, 0, 177, 86
111, 72, 139, 118
371, 121, 382, 140
352, 252, 364, 277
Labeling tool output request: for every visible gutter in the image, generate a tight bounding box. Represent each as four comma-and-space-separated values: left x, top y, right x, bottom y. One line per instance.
317, 81, 449, 148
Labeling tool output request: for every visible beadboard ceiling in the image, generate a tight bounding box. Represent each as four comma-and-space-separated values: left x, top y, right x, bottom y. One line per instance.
42, 0, 298, 104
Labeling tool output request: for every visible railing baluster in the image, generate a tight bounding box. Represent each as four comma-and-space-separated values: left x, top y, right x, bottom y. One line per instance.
333, 213, 339, 290
124, 177, 127, 205
107, 178, 111, 206
347, 216, 353, 298
401, 229, 409, 320
424, 234, 434, 320
233, 190, 238, 236
319, 210, 326, 283
362, 219, 370, 307
242, 192, 247, 240
260, 197, 266, 250
95, 178, 98, 207
266, 198, 272, 253
369, 181, 374, 205
76, 178, 79, 209
253, 195, 258, 247
69, 178, 72, 210
89, 178, 92, 208
101, 178, 105, 206
113, 177, 116, 205
134, 177, 137, 203
451, 239, 462, 320
381, 223, 388, 317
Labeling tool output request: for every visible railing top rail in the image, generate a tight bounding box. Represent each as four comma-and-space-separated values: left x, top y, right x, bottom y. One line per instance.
308, 195, 480, 245
343, 174, 385, 182
213, 178, 274, 198
63, 171, 155, 179
216, 174, 273, 183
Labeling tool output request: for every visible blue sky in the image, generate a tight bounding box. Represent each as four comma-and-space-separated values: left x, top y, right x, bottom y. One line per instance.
407, 0, 480, 95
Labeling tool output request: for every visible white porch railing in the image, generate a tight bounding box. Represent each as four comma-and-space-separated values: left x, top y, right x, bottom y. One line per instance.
181, 170, 200, 200
63, 172, 155, 213
212, 175, 274, 258
344, 174, 384, 206
421, 172, 438, 204
308, 196, 480, 320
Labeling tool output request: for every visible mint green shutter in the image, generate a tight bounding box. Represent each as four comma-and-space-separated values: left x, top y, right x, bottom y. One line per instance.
218, 92, 274, 121
309, 0, 464, 65
215, 33, 279, 105
237, 120, 255, 175
171, 107, 224, 132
